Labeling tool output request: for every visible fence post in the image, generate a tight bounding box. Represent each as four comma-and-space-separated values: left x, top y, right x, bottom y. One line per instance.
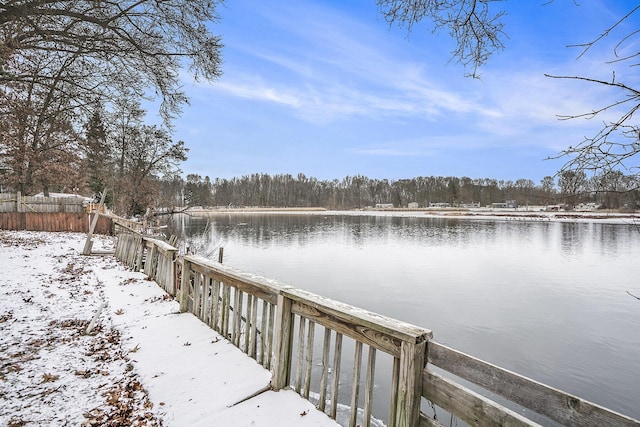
16, 191, 22, 213
135, 239, 145, 271
179, 257, 192, 313
169, 250, 177, 296
83, 190, 107, 255
395, 338, 427, 427
271, 293, 294, 390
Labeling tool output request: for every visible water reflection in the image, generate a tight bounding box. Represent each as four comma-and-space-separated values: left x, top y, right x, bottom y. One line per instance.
165, 213, 640, 421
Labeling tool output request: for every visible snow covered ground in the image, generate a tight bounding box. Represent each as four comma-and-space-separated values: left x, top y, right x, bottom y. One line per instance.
0, 231, 340, 427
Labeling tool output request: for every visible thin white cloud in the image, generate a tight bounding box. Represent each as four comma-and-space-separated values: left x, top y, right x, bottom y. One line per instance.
355, 147, 436, 157
200, 1, 492, 123
187, 0, 638, 160
214, 80, 301, 108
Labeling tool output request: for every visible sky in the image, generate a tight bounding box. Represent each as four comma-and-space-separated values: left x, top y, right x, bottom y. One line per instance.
168, 0, 640, 183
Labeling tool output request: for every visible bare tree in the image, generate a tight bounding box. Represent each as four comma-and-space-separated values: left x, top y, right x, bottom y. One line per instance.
377, 0, 507, 77
545, 6, 640, 182
1, 0, 222, 196
1, 0, 223, 121
378, 1, 640, 182
0, 51, 83, 195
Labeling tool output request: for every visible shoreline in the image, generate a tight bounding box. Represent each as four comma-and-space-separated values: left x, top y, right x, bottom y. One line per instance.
174, 207, 640, 224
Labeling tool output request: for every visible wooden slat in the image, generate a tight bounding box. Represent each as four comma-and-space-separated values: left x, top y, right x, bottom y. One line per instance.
303, 320, 315, 399
419, 413, 446, 427
388, 357, 400, 427
349, 341, 363, 427
248, 296, 258, 358
330, 332, 343, 420
271, 294, 294, 390
395, 340, 426, 427
232, 289, 243, 347
179, 258, 192, 313
191, 270, 199, 317
363, 346, 376, 427
428, 342, 640, 427
221, 283, 231, 338
295, 317, 306, 394
211, 279, 221, 331
318, 328, 331, 412
259, 300, 268, 365
423, 369, 541, 427
266, 303, 275, 370
244, 294, 253, 353
202, 276, 212, 325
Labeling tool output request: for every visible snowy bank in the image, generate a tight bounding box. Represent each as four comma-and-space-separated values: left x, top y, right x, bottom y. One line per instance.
0, 231, 339, 427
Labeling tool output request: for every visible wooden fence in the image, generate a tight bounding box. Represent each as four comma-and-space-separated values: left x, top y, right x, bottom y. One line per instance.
112, 228, 640, 427
0, 191, 114, 233
0, 212, 112, 234
0, 191, 87, 213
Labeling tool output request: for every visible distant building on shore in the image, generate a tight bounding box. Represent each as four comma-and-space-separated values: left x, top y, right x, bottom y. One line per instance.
429, 202, 451, 208
458, 202, 481, 208
491, 200, 517, 209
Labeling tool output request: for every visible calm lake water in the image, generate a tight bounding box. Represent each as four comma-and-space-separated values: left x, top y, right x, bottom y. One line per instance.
165, 212, 640, 422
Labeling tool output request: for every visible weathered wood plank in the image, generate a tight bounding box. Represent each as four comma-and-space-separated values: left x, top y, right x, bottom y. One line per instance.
295, 317, 306, 394
271, 294, 294, 390
179, 258, 192, 313
330, 332, 343, 420
249, 296, 259, 358
303, 320, 315, 399
389, 357, 400, 427
285, 287, 431, 345
318, 328, 331, 412
419, 413, 446, 427
194, 272, 203, 319
185, 255, 284, 305
211, 279, 221, 331
423, 369, 541, 427
363, 346, 376, 427
0, 212, 111, 233
232, 289, 243, 347
202, 276, 212, 325
291, 300, 404, 357
221, 283, 231, 338
349, 341, 363, 427
259, 300, 268, 366
266, 303, 275, 370
428, 342, 640, 427
395, 340, 426, 427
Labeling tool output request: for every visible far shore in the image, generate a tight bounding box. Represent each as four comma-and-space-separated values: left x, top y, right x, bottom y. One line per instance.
174, 206, 640, 224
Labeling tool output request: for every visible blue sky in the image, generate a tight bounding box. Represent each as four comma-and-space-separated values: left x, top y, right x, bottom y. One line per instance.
170, 0, 639, 183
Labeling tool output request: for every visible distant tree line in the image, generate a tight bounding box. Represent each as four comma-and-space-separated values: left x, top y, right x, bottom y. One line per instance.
167, 171, 640, 211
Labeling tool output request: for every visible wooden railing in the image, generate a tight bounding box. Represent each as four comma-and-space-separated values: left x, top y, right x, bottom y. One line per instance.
422, 342, 638, 427
177, 253, 430, 427
179, 255, 281, 372
112, 230, 640, 427
113, 228, 176, 295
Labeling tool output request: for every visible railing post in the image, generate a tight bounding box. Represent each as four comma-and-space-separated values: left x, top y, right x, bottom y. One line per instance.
169, 250, 177, 296
395, 338, 427, 427
271, 293, 294, 390
179, 257, 192, 313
